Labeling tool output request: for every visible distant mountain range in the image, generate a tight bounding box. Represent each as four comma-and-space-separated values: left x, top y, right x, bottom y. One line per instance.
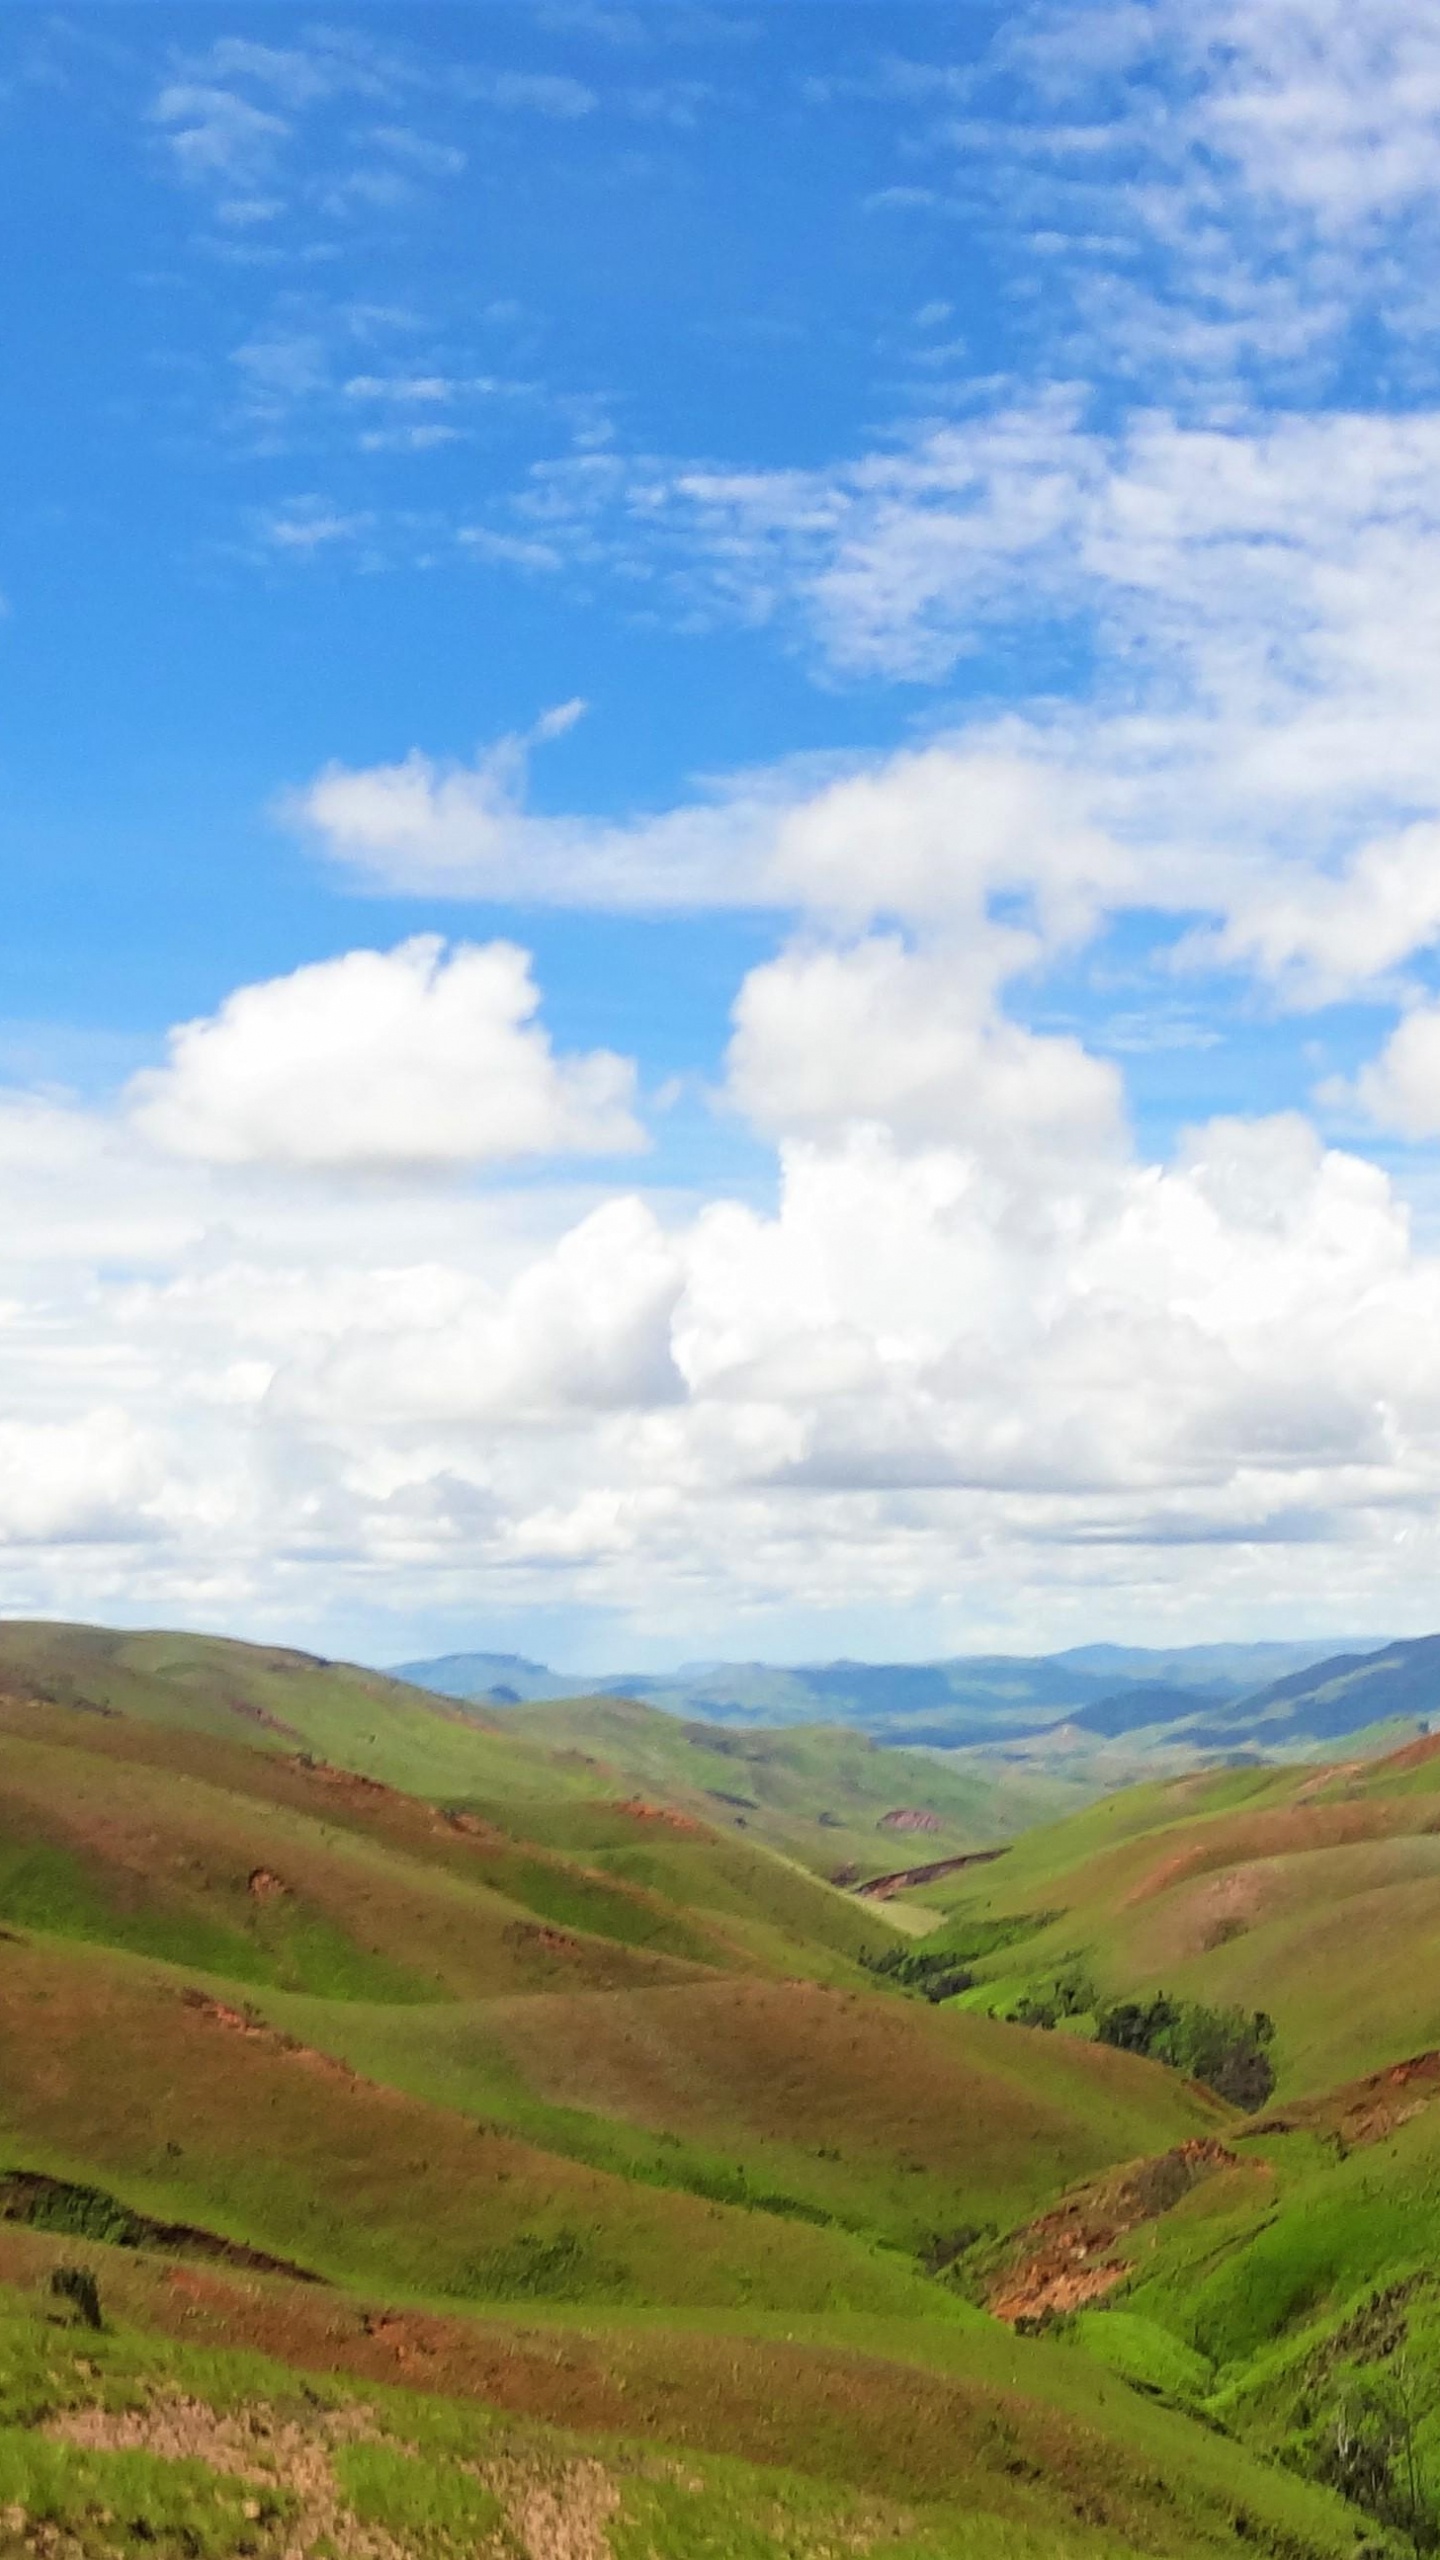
390, 1633, 1438, 1760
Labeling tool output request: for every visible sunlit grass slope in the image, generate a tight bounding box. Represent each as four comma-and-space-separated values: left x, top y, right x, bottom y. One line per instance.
914, 1736, 1440, 2095
0, 1933, 960, 2319
0, 2242, 1362, 2560
486, 1690, 1080, 1874
259, 1972, 1224, 2252
0, 1614, 1419, 2559
0, 1619, 576, 1800
0, 1686, 881, 1987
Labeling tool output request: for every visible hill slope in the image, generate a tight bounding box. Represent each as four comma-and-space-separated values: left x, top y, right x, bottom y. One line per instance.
482, 1690, 1083, 1875
911, 1730, 1440, 2098
0, 1613, 1423, 2560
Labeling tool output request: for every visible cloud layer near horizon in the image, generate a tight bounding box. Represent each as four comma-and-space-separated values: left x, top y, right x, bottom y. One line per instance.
11, 0, 1440, 1661
5, 805, 1440, 1653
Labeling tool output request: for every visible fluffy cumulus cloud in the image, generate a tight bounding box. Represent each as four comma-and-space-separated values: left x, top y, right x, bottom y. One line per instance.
128, 937, 644, 1169
6, 919, 1440, 1647
726, 936, 1124, 1173
16, 0, 1440, 1651
0, 1413, 163, 1547
1341, 1007, 1440, 1139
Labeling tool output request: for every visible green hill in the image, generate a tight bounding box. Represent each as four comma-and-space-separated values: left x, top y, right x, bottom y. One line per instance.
900, 1733, 1440, 2097
482, 1689, 1083, 1875
0, 1615, 1430, 2560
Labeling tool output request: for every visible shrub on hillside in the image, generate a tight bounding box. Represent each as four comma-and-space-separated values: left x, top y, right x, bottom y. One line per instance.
48, 2266, 102, 2331
1311, 2358, 1437, 2553
860, 1946, 975, 2003
1006, 1964, 1099, 2030
1095, 1994, 1276, 2110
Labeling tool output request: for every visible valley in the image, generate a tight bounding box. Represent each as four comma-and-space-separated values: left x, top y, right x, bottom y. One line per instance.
2, 1619, 1440, 2555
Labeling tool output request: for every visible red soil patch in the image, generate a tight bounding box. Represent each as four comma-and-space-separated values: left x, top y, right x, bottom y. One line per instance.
1123, 1799, 1427, 1908
502, 1922, 586, 1960
247, 1867, 289, 1901
1247, 2047, 1440, 2149
877, 1810, 942, 1835
225, 1697, 301, 1739
179, 1987, 385, 2096
291, 1755, 400, 1801
611, 1798, 707, 1836
442, 1809, 507, 1845
1372, 1731, 1440, 1778
988, 2139, 1244, 2324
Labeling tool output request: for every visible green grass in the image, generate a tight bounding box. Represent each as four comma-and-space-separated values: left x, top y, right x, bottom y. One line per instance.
896, 1744, 1440, 2098
0, 2427, 288, 2559
0, 2272, 1364, 2560
14, 1615, 1440, 2557
330, 2440, 503, 2545
486, 1694, 1074, 1876
0, 1833, 429, 2003
239, 1970, 1224, 2256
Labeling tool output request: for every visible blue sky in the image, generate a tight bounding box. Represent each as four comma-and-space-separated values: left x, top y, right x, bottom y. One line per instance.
6, 0, 1440, 1669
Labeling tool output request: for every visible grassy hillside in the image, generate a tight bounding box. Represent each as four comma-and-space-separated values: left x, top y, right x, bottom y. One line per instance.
482, 1691, 1083, 1875
0, 1615, 1428, 2560
905, 1737, 1440, 2097
0, 2246, 1363, 2560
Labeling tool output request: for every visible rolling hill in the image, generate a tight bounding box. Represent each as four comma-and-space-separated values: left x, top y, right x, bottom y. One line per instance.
397, 1634, 1429, 1789
395, 1636, 1368, 1742
469, 1689, 1085, 1876
6, 1615, 1440, 2559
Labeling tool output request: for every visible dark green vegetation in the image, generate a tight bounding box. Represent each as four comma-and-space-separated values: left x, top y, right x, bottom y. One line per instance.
1092, 1995, 1277, 2109
7, 1619, 1440, 2555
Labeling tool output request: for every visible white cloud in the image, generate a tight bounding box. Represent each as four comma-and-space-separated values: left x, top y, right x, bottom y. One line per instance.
285, 718, 808, 908
1191, 822, 1440, 1003
127, 937, 645, 1170
6, 1018, 1440, 1642
151, 83, 289, 186
368, 125, 467, 177
1177, 0, 1440, 230
1334, 1006, 1440, 1140
268, 1196, 686, 1430
0, 1412, 162, 1547
379, 398, 1440, 1008
727, 936, 1125, 1174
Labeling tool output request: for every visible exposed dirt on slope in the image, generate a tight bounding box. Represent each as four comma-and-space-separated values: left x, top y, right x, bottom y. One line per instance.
179, 1988, 395, 2098
49, 2395, 397, 2560
47, 2394, 620, 2560
1291, 1761, 1366, 1804
225, 1699, 303, 1740
1246, 2047, 1440, 2149
609, 1798, 707, 1836
988, 2139, 1247, 2324
1369, 1731, 1440, 1779
1124, 1800, 1440, 1908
